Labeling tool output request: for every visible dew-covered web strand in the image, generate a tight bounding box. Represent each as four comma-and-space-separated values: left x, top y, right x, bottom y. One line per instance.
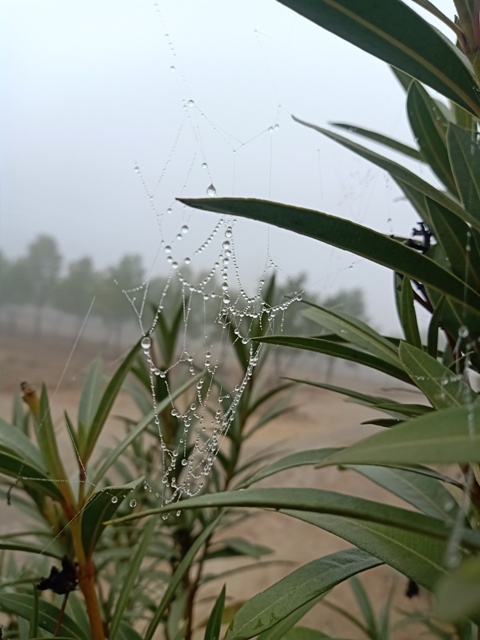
118, 8, 302, 509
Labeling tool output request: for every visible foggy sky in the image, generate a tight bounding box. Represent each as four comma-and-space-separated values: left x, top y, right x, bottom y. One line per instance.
2, 1, 455, 332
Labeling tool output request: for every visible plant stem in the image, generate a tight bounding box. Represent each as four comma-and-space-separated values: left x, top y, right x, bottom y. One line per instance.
77, 557, 106, 640
69, 519, 105, 640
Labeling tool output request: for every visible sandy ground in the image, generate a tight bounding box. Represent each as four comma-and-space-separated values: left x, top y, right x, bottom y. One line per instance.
0, 331, 443, 638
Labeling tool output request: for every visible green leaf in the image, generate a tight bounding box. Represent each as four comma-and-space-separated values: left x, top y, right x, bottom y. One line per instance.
77, 358, 103, 452
425, 197, 480, 288
244, 448, 340, 487
447, 123, 480, 225
179, 197, 480, 314
316, 403, 480, 467
109, 517, 157, 640
35, 386, 69, 484
349, 577, 376, 636
83, 341, 140, 464
204, 585, 226, 640
285, 377, 429, 419
208, 538, 272, 560
28, 583, 39, 639
286, 509, 447, 590
434, 556, 480, 623
398, 342, 478, 409
0, 450, 64, 501
258, 335, 411, 383
81, 478, 144, 556
302, 303, 399, 367
0, 417, 44, 469
296, 120, 478, 227
243, 446, 458, 490
331, 122, 422, 161
225, 549, 380, 640
108, 488, 480, 552
395, 276, 422, 348
143, 513, 223, 640
0, 592, 88, 639
277, 0, 480, 115
257, 596, 327, 640
284, 628, 348, 640
0, 542, 61, 559
347, 465, 461, 523
406, 81, 456, 193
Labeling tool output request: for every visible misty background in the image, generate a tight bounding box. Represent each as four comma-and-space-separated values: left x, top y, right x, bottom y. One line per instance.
2, 1, 454, 337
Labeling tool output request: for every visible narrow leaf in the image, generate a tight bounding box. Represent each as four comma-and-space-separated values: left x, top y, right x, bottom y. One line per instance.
258, 335, 410, 382
77, 358, 103, 451
204, 585, 226, 640
180, 197, 480, 314
83, 341, 139, 463
143, 513, 223, 640
0, 592, 88, 639
407, 81, 456, 192
109, 517, 157, 640
331, 122, 422, 161
303, 303, 399, 367
316, 403, 480, 467
447, 123, 480, 224
81, 478, 144, 556
399, 342, 477, 408
278, 0, 480, 114
225, 549, 380, 640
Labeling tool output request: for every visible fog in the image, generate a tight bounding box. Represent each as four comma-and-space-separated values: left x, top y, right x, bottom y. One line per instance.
2, 1, 454, 332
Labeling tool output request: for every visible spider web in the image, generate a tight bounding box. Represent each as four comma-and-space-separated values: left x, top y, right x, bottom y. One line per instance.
116, 8, 302, 505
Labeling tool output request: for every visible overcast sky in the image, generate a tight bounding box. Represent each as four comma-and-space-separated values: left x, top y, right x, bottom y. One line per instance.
1, 1, 455, 332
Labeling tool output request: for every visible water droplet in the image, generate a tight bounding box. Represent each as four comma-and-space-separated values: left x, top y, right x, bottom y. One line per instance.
181, 224, 189, 234
176, 510, 182, 517
170, 65, 175, 72
274, 124, 279, 130
111, 496, 118, 504
202, 162, 208, 169
172, 261, 178, 269
141, 336, 151, 350
222, 240, 231, 250
459, 325, 469, 339
167, 207, 173, 215
184, 257, 191, 264
221, 282, 228, 291
165, 245, 172, 255
207, 183, 217, 197
225, 227, 233, 238
134, 165, 140, 174
129, 498, 137, 508
188, 99, 195, 107
162, 514, 169, 521
268, 126, 274, 133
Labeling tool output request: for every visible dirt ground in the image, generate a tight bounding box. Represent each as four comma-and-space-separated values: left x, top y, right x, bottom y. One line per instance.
0, 331, 445, 638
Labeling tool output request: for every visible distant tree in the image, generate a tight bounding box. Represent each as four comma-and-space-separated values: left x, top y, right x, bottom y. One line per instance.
22, 235, 62, 334
2, 257, 35, 333
54, 257, 99, 333
97, 254, 145, 347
